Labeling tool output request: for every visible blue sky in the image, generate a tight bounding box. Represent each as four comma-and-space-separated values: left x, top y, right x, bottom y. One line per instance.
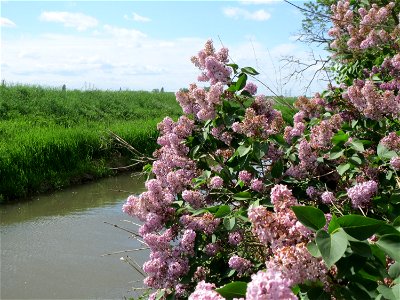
1, 1, 329, 96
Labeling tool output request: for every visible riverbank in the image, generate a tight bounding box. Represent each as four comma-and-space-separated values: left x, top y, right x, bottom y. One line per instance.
0, 84, 181, 202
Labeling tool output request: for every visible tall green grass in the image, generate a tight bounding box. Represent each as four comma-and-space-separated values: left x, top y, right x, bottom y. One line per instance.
0, 84, 181, 202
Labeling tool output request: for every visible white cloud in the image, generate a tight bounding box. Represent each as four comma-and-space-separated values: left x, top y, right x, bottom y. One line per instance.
39, 11, 98, 31
103, 24, 147, 40
1, 17, 16, 27
124, 12, 151, 22
223, 7, 271, 21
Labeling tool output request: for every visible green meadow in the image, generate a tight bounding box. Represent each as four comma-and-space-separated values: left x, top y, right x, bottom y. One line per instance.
0, 84, 181, 201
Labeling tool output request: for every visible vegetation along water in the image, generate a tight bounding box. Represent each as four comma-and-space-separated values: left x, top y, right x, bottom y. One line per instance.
0, 84, 181, 202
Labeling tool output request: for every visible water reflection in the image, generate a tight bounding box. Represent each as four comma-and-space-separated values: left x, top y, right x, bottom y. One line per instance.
0, 173, 146, 225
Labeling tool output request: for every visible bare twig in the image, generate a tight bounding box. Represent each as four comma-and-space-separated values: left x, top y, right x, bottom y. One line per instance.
101, 247, 150, 257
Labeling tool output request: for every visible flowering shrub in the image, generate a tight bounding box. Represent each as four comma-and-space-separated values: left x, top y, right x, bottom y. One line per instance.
123, 1, 400, 299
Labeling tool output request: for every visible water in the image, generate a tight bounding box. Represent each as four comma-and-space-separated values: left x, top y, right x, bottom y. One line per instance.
0, 173, 150, 300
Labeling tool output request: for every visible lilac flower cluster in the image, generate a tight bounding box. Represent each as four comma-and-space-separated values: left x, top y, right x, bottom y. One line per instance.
294, 94, 325, 119
176, 82, 224, 121
180, 212, 221, 235
210, 125, 233, 145
243, 82, 258, 95
380, 132, 400, 151
248, 185, 312, 250
189, 281, 224, 300
228, 255, 252, 275
143, 231, 190, 289
238, 170, 252, 184
245, 269, 297, 300
347, 180, 378, 208
267, 243, 328, 289
191, 39, 230, 85
228, 230, 244, 246
346, 80, 400, 120
231, 95, 284, 138
182, 190, 205, 209
321, 191, 337, 204
390, 157, 400, 170
122, 116, 201, 289
329, 0, 397, 50
209, 176, 224, 189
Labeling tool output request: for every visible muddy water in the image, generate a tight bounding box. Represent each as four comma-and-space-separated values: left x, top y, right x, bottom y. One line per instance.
0, 173, 149, 299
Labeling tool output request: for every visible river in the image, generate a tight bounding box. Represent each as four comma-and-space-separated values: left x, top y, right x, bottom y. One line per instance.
0, 173, 149, 300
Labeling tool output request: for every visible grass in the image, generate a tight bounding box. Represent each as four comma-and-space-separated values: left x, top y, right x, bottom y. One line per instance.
0, 84, 181, 202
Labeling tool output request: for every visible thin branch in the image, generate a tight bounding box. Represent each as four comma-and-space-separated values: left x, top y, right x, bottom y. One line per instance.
101, 247, 149, 257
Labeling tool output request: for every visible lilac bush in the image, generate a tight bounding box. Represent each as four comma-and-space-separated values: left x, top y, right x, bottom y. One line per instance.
124, 1, 400, 299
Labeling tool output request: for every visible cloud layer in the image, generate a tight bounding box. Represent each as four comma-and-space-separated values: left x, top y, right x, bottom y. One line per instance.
1, 17, 16, 27
39, 11, 98, 31
223, 7, 271, 21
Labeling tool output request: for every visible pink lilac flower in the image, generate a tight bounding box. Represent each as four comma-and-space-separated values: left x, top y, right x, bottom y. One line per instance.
238, 170, 252, 184
347, 180, 378, 208
390, 157, 400, 170
178, 229, 196, 256
306, 186, 320, 199
205, 243, 220, 256
231, 122, 242, 133
193, 266, 208, 282
189, 281, 224, 300
270, 184, 298, 212
380, 132, 400, 151
180, 213, 221, 235
209, 176, 224, 189
246, 269, 297, 300
298, 139, 318, 169
243, 82, 258, 95
228, 231, 244, 246
182, 190, 205, 209
321, 191, 337, 204
250, 178, 264, 192
267, 243, 329, 289
228, 255, 252, 275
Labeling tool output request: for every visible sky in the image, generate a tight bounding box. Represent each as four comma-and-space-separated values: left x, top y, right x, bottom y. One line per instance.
1, 0, 330, 96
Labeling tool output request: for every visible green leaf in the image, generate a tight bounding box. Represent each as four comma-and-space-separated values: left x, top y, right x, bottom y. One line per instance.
349, 241, 372, 257
377, 143, 398, 160
376, 234, 400, 261
233, 191, 252, 201
349, 155, 362, 165
227, 63, 239, 73
155, 290, 165, 300
216, 281, 247, 300
389, 262, 400, 279
377, 285, 399, 300
332, 131, 349, 145
236, 73, 248, 90
241, 67, 259, 75
237, 145, 252, 157
307, 241, 321, 257
329, 150, 344, 160
316, 228, 348, 268
214, 205, 231, 218
336, 163, 351, 176
271, 160, 284, 178
390, 194, 400, 205
337, 215, 385, 240
292, 206, 326, 231
328, 214, 340, 234
349, 140, 364, 152
223, 217, 236, 231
